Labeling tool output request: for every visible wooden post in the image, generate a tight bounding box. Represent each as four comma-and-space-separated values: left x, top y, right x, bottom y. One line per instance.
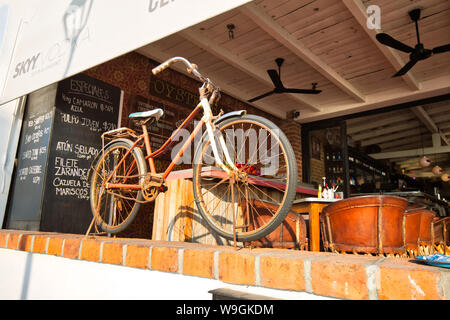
340, 120, 350, 198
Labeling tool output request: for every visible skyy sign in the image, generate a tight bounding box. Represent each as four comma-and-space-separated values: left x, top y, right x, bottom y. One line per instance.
11, 26, 91, 79
12, 53, 40, 78
0, 0, 251, 105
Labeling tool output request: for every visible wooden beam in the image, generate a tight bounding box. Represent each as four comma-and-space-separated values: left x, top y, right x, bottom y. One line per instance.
342, 0, 420, 91
377, 135, 423, 150
396, 157, 431, 167
347, 113, 415, 135
411, 106, 438, 133
370, 145, 450, 159
136, 45, 287, 119
439, 133, 450, 147
436, 114, 450, 125
360, 127, 425, 147
350, 119, 420, 141
299, 75, 450, 123
411, 106, 450, 146
240, 2, 366, 103
179, 28, 321, 112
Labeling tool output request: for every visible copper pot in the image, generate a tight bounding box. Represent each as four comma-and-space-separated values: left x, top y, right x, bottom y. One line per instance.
432, 217, 448, 244
247, 200, 308, 250
418, 208, 437, 246
403, 205, 439, 256
441, 173, 449, 182
404, 206, 423, 253
432, 217, 449, 255
321, 195, 409, 255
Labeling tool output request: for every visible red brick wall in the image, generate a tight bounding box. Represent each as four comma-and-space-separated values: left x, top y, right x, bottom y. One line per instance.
2, 229, 448, 300
278, 120, 302, 182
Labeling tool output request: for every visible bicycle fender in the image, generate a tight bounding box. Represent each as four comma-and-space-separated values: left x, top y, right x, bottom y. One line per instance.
213, 110, 246, 125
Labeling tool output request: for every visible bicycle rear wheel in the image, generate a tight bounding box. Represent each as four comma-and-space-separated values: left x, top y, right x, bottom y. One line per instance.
89, 138, 147, 234
192, 114, 298, 242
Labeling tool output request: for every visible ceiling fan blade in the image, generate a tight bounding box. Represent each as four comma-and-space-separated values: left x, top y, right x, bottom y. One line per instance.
267, 69, 284, 89
393, 59, 418, 77
248, 90, 275, 103
376, 33, 415, 53
283, 88, 322, 94
432, 44, 450, 54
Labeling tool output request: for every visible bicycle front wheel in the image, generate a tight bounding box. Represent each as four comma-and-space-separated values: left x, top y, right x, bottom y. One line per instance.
193, 114, 298, 242
89, 138, 147, 234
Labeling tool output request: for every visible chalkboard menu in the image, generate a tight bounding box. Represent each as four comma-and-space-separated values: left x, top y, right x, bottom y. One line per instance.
6, 74, 122, 234
6, 85, 56, 230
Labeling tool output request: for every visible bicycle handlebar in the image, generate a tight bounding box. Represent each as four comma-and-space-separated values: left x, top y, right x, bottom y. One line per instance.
152, 56, 203, 79
152, 57, 219, 97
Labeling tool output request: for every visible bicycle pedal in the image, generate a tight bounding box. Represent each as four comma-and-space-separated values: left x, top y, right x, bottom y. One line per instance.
159, 185, 168, 193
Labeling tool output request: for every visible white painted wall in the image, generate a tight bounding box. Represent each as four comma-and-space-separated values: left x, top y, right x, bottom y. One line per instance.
0, 248, 337, 300
0, 0, 252, 105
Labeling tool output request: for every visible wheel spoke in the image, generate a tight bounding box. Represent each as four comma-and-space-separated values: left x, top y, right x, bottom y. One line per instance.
90, 144, 143, 233
194, 117, 296, 241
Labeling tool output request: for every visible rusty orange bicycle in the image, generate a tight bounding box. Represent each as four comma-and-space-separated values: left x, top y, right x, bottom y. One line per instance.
88, 57, 298, 242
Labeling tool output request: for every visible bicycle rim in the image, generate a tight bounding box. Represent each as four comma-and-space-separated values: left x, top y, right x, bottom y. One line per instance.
90, 139, 146, 233
193, 115, 297, 242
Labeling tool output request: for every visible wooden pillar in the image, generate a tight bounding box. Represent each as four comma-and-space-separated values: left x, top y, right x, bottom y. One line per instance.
340, 120, 350, 198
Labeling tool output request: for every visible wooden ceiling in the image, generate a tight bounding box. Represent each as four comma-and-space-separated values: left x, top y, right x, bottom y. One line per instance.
137, 0, 449, 122
136, 0, 450, 177
346, 99, 450, 178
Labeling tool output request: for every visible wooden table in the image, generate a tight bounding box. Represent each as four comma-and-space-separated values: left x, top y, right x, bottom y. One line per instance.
152, 168, 318, 246
291, 198, 339, 251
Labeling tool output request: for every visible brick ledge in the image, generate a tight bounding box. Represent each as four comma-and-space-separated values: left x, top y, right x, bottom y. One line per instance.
0, 229, 448, 300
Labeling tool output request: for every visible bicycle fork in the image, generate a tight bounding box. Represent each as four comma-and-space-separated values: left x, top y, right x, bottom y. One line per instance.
201, 95, 242, 248
200, 96, 238, 175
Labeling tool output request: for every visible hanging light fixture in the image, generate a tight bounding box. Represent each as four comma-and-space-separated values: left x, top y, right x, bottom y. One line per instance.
418, 129, 431, 168
419, 156, 431, 167
432, 166, 443, 176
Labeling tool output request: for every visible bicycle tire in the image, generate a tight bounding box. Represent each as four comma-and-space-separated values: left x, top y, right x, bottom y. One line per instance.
89, 138, 147, 234
192, 114, 298, 242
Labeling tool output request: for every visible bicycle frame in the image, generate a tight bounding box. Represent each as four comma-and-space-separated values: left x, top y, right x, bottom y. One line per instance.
103, 72, 237, 191
89, 56, 298, 243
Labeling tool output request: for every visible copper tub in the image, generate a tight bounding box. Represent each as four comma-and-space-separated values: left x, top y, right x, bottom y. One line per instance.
433, 217, 450, 255
404, 206, 423, 255
320, 195, 409, 255
404, 205, 438, 255
247, 200, 308, 250
418, 209, 438, 247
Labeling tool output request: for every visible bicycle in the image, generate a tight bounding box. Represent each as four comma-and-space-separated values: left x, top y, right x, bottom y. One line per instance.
88, 57, 298, 242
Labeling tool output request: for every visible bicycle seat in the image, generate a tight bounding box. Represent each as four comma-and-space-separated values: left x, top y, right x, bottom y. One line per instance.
128, 108, 164, 121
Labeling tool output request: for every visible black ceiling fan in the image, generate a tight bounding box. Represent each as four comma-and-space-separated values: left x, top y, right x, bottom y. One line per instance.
248, 58, 322, 103
376, 8, 450, 78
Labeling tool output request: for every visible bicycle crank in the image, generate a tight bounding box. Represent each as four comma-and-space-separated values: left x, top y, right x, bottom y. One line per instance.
142, 173, 165, 201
